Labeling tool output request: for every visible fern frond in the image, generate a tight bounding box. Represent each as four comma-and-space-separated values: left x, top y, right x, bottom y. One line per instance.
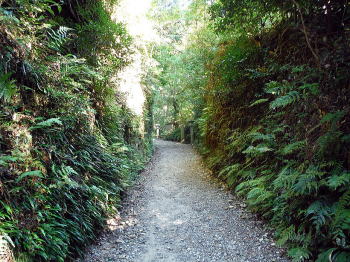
273, 165, 300, 190
47, 26, 73, 52
248, 131, 275, 143
246, 187, 273, 206
320, 111, 346, 124
249, 98, 269, 107
0, 73, 17, 103
327, 171, 350, 190
280, 140, 306, 155
236, 175, 270, 195
288, 247, 312, 262
270, 90, 300, 109
29, 118, 62, 131
305, 200, 332, 231
291, 65, 306, 73
277, 225, 297, 246
242, 144, 273, 156
265, 81, 291, 95
298, 83, 319, 95
0, 155, 19, 167
218, 163, 241, 178
316, 249, 350, 262
50, 164, 81, 189
292, 165, 325, 195
331, 190, 350, 243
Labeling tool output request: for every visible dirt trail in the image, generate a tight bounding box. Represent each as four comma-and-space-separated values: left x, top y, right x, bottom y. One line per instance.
80, 140, 290, 262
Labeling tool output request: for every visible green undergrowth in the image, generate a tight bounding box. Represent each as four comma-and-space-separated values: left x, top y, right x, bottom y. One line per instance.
0, 0, 153, 261
164, 127, 181, 142
199, 12, 350, 262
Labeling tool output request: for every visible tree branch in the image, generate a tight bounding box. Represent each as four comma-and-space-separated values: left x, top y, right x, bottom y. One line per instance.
292, 0, 320, 68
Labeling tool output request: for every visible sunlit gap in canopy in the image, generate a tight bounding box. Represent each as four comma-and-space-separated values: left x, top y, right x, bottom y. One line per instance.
110, 0, 193, 117
111, 0, 158, 116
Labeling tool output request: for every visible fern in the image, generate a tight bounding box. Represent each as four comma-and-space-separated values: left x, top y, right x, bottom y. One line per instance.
270, 90, 301, 109
265, 81, 291, 95
277, 225, 298, 246
321, 111, 346, 124
0, 8, 20, 25
15, 252, 34, 262
29, 118, 62, 131
249, 98, 269, 107
218, 164, 246, 186
246, 186, 273, 206
242, 144, 273, 156
218, 163, 241, 178
280, 141, 306, 155
50, 164, 80, 189
276, 225, 310, 249
291, 65, 306, 73
316, 130, 343, 158
305, 200, 332, 231
317, 249, 350, 262
248, 131, 274, 143
16, 170, 43, 182
288, 247, 312, 262
332, 190, 350, 243
0, 73, 17, 103
265, 81, 317, 109
299, 83, 319, 95
273, 165, 301, 190
47, 26, 73, 52
0, 156, 19, 167
236, 176, 270, 195
60, 55, 101, 78
327, 171, 350, 190
292, 165, 325, 195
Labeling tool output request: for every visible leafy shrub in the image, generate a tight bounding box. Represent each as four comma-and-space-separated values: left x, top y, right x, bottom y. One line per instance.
164, 127, 181, 142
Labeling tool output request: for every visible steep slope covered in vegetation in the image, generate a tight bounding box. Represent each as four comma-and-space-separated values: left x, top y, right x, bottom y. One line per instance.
151, 0, 350, 261
201, 2, 350, 261
0, 0, 153, 260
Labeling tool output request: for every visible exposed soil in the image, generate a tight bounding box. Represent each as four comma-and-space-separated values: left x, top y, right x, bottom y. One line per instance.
79, 140, 290, 262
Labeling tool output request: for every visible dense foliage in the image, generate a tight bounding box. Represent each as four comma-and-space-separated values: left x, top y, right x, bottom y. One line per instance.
0, 0, 153, 260
149, 0, 215, 141
152, 0, 350, 261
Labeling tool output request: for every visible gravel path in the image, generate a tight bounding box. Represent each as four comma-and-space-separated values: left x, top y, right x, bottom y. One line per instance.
80, 140, 290, 262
